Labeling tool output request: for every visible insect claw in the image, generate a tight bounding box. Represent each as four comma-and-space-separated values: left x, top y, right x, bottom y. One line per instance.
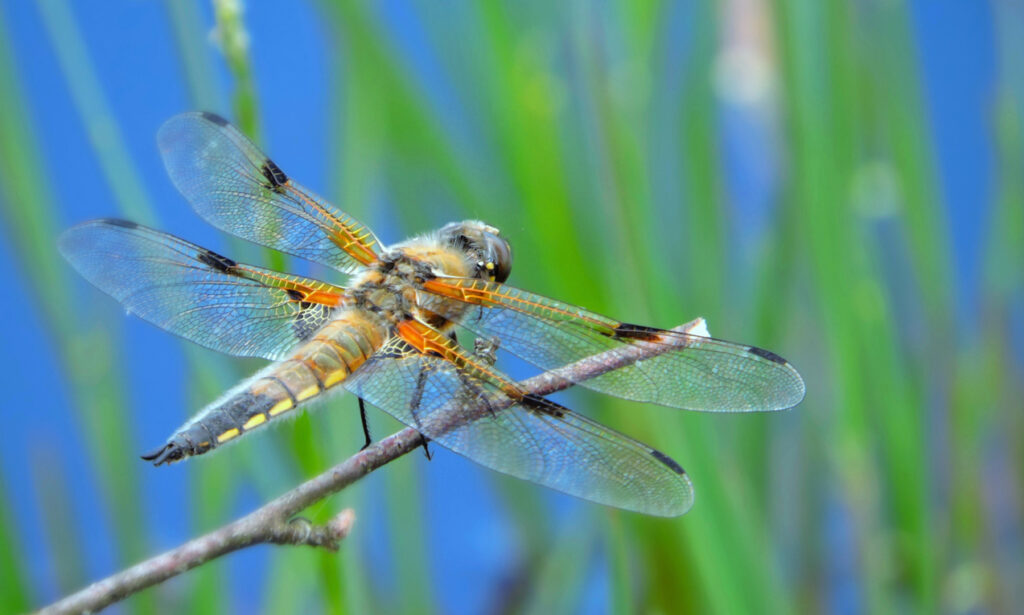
139, 442, 183, 466
140, 443, 169, 462
358, 398, 373, 450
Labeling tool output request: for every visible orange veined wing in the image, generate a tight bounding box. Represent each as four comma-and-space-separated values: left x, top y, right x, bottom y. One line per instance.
158, 112, 380, 274
59, 219, 348, 360
342, 319, 694, 516
420, 277, 806, 412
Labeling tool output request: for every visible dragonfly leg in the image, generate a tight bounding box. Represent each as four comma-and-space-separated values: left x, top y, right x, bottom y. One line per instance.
409, 364, 430, 429
472, 336, 501, 366
409, 363, 434, 461
358, 397, 372, 450
451, 361, 498, 419
358, 393, 429, 459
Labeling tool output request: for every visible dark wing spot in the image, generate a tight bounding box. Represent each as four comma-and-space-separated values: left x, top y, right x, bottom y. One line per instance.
747, 345, 786, 364
613, 322, 663, 342
285, 289, 304, 301
292, 303, 330, 341
104, 218, 139, 229
522, 393, 566, 418
650, 449, 685, 475
261, 159, 288, 189
197, 249, 237, 273
376, 338, 417, 360
199, 111, 230, 126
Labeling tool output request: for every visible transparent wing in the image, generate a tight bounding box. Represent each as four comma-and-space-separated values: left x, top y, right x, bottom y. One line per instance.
422, 278, 805, 412
158, 112, 380, 273
59, 219, 347, 360
344, 326, 693, 516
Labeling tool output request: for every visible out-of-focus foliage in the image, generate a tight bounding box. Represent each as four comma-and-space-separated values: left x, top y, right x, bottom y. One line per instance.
0, 1, 1020, 613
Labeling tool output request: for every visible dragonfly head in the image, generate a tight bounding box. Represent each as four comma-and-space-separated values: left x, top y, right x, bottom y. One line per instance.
439, 220, 513, 283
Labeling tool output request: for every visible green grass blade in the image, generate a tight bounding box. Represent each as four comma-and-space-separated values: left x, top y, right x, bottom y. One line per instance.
1, 7, 157, 613
0, 481, 30, 613
36, 0, 158, 226
165, 0, 224, 112
211, 0, 261, 143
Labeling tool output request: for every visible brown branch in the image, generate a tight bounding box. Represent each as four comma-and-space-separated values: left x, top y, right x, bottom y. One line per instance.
35, 318, 707, 615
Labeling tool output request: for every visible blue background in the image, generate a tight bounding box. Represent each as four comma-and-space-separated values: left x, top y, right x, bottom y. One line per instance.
0, 1, 1014, 613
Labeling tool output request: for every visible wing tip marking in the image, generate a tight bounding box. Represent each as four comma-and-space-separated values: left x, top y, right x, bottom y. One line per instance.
104, 218, 140, 229
650, 448, 685, 475
199, 111, 230, 126
612, 322, 663, 341
522, 393, 567, 418
747, 345, 787, 365
197, 249, 238, 272
261, 159, 288, 188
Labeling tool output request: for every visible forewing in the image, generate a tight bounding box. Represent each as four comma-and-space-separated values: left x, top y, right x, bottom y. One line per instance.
422, 278, 805, 412
59, 219, 346, 360
158, 112, 380, 273
344, 335, 693, 516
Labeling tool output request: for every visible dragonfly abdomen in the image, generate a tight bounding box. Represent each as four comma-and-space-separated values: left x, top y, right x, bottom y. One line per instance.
141, 312, 386, 465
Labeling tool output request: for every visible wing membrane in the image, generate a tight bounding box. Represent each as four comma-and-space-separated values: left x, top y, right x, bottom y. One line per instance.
422, 278, 805, 412
158, 112, 380, 273
344, 332, 693, 516
59, 219, 346, 360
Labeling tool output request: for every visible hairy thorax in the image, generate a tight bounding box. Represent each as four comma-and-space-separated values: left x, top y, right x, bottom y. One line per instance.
347, 239, 476, 331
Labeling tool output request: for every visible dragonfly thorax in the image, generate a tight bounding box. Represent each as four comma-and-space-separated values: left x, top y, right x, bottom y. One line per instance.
347, 224, 509, 331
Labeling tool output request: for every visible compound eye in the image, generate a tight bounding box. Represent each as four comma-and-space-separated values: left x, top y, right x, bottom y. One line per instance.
494, 261, 510, 283
487, 236, 512, 283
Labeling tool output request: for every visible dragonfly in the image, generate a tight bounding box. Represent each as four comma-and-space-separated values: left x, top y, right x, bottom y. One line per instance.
59, 112, 805, 517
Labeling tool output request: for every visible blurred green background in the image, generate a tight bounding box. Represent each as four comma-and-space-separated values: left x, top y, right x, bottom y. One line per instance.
1, 1, 1021, 613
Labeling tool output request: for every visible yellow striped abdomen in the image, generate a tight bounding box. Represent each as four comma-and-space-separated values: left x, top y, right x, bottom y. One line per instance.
142, 310, 387, 465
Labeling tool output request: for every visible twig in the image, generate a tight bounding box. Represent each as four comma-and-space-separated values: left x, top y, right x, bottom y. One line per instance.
35, 319, 707, 615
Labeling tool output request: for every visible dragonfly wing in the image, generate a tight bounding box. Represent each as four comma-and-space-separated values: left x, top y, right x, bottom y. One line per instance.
422, 278, 805, 412
344, 333, 693, 516
158, 112, 380, 273
59, 219, 347, 360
